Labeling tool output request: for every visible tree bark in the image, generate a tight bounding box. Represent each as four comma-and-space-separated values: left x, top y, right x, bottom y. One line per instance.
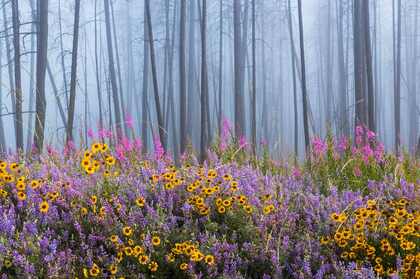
179, 0, 187, 154
297, 0, 310, 155
66, 0, 81, 143
145, 0, 166, 149
104, 0, 123, 140
200, 0, 209, 162
11, 0, 24, 151
33, 0, 49, 152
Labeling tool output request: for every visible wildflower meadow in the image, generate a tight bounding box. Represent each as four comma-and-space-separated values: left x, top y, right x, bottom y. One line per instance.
0, 124, 418, 279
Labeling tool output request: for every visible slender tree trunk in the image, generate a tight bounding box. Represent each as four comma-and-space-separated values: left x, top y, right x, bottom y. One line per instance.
287, 0, 298, 158
47, 61, 67, 129
0, 33, 5, 152
145, 0, 166, 149
363, 0, 375, 132
200, 0, 209, 162
297, 0, 310, 154
58, 0, 68, 108
94, 0, 104, 129
337, 0, 348, 136
104, 0, 123, 140
233, 0, 245, 138
26, 0, 36, 152
251, 0, 257, 155
179, 0, 187, 154
394, 0, 401, 154
409, 0, 418, 152
110, 0, 128, 137
33, 0, 49, 152
12, 0, 24, 151
141, 5, 150, 154
187, 0, 197, 146
66, 0, 81, 143
218, 0, 223, 134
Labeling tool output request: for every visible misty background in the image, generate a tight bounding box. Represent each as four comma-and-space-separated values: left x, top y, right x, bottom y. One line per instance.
0, 0, 417, 159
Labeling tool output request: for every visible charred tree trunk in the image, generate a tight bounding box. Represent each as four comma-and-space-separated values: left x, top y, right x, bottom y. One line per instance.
94, 0, 104, 129
363, 0, 375, 132
297, 0, 310, 154
251, 0, 257, 155
394, 0, 401, 154
33, 0, 49, 152
104, 0, 123, 140
145, 0, 166, 149
179, 0, 187, 154
233, 0, 245, 138
66, 0, 81, 143
288, 0, 298, 158
12, 0, 24, 151
200, 0, 209, 162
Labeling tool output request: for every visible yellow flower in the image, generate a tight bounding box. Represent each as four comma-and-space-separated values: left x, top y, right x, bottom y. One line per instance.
136, 197, 145, 207
105, 156, 116, 166
90, 195, 98, 204
148, 261, 158, 272
110, 235, 119, 243
89, 264, 100, 277
138, 255, 149, 265
17, 191, 26, 201
30, 179, 40, 189
16, 181, 26, 191
124, 246, 133, 256
101, 143, 109, 153
39, 201, 49, 214
152, 236, 161, 246
91, 143, 102, 153
80, 207, 88, 215
180, 262, 188, 270
4, 259, 12, 268
122, 226, 133, 237
204, 255, 215, 265
217, 206, 226, 214
108, 264, 117, 275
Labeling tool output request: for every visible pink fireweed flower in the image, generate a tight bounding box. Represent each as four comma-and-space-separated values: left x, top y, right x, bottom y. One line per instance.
355, 125, 364, 137
115, 145, 126, 161
125, 113, 134, 129
219, 117, 232, 151
367, 130, 376, 141
361, 145, 374, 164
153, 135, 164, 159
87, 128, 95, 139
336, 137, 348, 153
374, 142, 384, 163
121, 137, 133, 152
292, 167, 302, 179
239, 135, 248, 149
312, 137, 327, 157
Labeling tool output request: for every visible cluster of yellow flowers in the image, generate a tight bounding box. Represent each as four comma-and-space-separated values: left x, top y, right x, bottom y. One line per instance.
165, 240, 215, 271
0, 161, 51, 214
322, 198, 419, 278
81, 143, 118, 176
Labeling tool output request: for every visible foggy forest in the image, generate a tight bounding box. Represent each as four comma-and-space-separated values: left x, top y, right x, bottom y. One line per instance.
0, 0, 419, 278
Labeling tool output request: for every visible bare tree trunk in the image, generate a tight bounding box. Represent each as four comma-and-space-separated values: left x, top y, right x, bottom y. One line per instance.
297, 0, 310, 154
251, 0, 256, 155
233, 0, 245, 138
337, 0, 348, 136
110, 0, 128, 137
26, 0, 36, 152
66, 0, 81, 143
33, 0, 49, 152
218, 0, 223, 134
363, 0, 375, 132
394, 0, 401, 154
353, 0, 366, 129
179, 0, 187, 154
58, 0, 68, 108
409, 0, 418, 152
287, 0, 298, 158
104, 0, 123, 140
94, 0, 104, 129
200, 0, 209, 162
0, 32, 6, 152
141, 5, 150, 154
145, 0, 166, 149
187, 0, 198, 146
12, 0, 24, 151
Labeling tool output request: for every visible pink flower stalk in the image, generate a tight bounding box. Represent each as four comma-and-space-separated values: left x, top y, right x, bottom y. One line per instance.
367, 130, 376, 141
87, 128, 95, 139
134, 138, 142, 151
98, 129, 107, 139
312, 137, 327, 157
355, 125, 364, 137
153, 135, 164, 159
239, 135, 248, 149
121, 137, 133, 152
115, 145, 126, 161
361, 145, 374, 163
336, 137, 348, 153
125, 113, 134, 129
219, 117, 232, 151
